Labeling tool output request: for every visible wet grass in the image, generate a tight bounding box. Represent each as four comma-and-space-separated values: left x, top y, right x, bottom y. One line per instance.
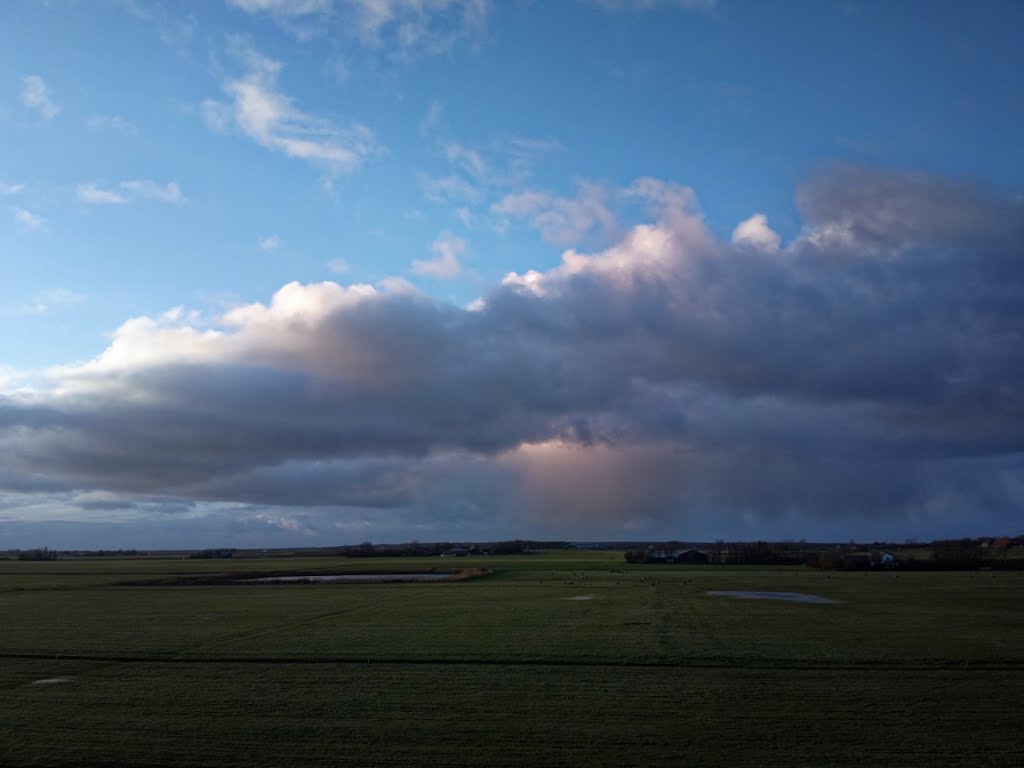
1, 552, 1021, 766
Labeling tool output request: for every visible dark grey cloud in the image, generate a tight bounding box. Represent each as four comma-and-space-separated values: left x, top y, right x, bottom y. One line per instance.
2, 167, 1022, 542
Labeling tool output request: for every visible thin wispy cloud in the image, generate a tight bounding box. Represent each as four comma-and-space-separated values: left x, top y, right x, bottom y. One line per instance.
226, 0, 331, 16
420, 135, 557, 217
13, 208, 45, 230
346, 0, 490, 55
17, 288, 85, 316
493, 183, 618, 245
227, 0, 491, 55
86, 115, 138, 135
21, 75, 59, 118
324, 53, 350, 83
420, 142, 493, 205
121, 180, 185, 203
116, 0, 153, 19
259, 234, 282, 251
202, 40, 382, 175
585, 0, 716, 10
420, 100, 444, 135
76, 180, 185, 205
225, 0, 334, 42
116, 0, 198, 52
77, 185, 127, 205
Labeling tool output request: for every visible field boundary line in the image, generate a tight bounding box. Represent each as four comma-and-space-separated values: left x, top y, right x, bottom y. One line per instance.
2, 651, 1022, 672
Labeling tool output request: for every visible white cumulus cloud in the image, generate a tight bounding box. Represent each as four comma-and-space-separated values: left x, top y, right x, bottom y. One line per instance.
731, 213, 782, 251
2, 168, 1022, 542
411, 234, 465, 279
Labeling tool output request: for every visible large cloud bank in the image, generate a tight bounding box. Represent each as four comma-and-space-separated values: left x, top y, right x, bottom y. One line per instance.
2, 167, 1022, 544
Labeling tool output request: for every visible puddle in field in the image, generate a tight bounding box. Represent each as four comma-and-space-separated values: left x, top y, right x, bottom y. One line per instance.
32, 677, 72, 685
240, 573, 451, 584
706, 591, 840, 604
562, 594, 597, 601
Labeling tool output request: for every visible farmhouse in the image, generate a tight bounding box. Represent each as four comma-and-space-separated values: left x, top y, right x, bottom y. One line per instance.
647, 548, 708, 564
872, 550, 898, 568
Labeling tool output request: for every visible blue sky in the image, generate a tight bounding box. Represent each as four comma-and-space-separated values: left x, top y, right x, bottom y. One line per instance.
1, 0, 1023, 548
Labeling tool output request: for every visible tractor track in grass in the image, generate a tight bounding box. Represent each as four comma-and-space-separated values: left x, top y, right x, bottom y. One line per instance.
170, 600, 387, 658
167, 584, 443, 658
1, 651, 1021, 672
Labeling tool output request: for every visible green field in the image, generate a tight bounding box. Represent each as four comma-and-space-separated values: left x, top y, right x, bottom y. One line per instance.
1, 553, 1021, 767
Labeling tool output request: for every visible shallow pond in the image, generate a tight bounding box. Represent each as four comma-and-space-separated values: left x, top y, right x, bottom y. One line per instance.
706, 590, 840, 604
240, 573, 453, 584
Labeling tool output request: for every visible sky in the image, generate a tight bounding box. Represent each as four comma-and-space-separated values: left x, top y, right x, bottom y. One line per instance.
1, 0, 1023, 549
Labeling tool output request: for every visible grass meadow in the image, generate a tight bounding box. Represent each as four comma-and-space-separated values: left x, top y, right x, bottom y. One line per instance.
1, 552, 1021, 766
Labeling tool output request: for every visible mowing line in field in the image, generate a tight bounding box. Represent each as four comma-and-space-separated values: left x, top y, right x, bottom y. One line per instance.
171, 586, 433, 657
1, 651, 1020, 672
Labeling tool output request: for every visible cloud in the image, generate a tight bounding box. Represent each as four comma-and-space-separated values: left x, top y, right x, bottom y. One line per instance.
0, 181, 25, 196
324, 53, 350, 83
420, 141, 494, 205
115, 1, 198, 52
327, 258, 352, 274
86, 115, 138, 135
226, 0, 489, 55
420, 135, 557, 215
13, 208, 44, 230
411, 234, 465, 279
493, 177, 699, 247
116, 180, 183, 203
344, 0, 489, 53
731, 213, 781, 251
420, 100, 444, 135
76, 180, 185, 206
202, 40, 382, 175
16, 288, 84, 316
2, 167, 1022, 541
227, 0, 331, 14
493, 183, 618, 245
585, 0, 716, 10
259, 234, 282, 251
76, 185, 127, 205
21, 75, 59, 118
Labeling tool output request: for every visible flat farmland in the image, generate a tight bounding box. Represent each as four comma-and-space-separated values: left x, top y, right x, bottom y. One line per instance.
1, 553, 1021, 767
